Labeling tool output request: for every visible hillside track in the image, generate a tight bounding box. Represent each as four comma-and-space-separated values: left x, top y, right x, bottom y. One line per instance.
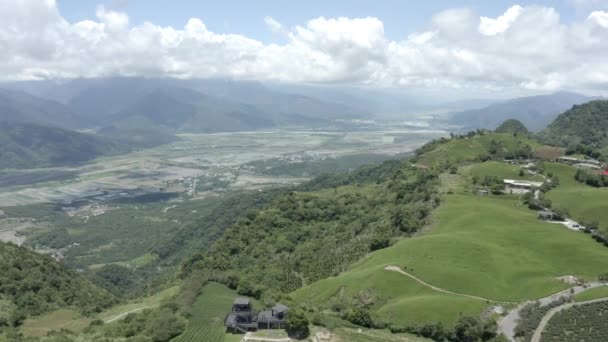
384, 265, 517, 303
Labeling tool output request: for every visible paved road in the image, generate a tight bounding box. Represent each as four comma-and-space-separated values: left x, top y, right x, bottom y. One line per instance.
385, 266, 517, 303
530, 297, 608, 342
498, 282, 607, 341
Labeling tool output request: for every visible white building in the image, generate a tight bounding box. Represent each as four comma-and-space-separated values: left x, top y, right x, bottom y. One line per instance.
503, 179, 544, 194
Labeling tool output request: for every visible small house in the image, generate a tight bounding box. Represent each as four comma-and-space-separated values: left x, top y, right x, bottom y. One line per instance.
477, 189, 490, 196
225, 298, 289, 332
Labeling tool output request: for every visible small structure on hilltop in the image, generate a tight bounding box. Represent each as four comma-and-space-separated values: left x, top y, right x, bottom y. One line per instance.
538, 210, 554, 220
503, 179, 544, 195
224, 297, 289, 333
477, 189, 490, 196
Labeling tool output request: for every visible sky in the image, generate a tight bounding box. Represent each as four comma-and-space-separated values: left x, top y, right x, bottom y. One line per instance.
2, 0, 608, 96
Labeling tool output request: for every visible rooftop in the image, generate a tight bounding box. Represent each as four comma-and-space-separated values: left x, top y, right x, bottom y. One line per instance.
272, 303, 289, 313
234, 297, 251, 306
503, 179, 544, 188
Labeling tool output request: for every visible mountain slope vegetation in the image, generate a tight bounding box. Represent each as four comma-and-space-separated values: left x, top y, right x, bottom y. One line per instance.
0, 242, 115, 326
0, 123, 129, 169
538, 100, 608, 151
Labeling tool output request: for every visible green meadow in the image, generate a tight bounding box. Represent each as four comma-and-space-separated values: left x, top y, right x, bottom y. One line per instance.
545, 162, 608, 233
573, 285, 608, 302
417, 133, 541, 166
294, 175, 608, 327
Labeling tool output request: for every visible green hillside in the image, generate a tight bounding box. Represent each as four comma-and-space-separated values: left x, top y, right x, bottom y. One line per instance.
414, 132, 540, 167
293, 180, 608, 327
0, 123, 129, 169
0, 242, 115, 326
495, 119, 529, 135
545, 162, 608, 233
538, 100, 608, 152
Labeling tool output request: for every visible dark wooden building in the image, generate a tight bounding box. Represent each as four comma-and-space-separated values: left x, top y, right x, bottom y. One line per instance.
224, 297, 289, 333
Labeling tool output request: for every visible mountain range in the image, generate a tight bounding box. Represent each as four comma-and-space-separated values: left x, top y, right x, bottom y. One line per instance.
447, 92, 600, 132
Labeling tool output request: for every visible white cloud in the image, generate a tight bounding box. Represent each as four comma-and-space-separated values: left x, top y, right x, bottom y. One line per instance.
1, 1, 608, 95
479, 5, 523, 35
264, 16, 283, 32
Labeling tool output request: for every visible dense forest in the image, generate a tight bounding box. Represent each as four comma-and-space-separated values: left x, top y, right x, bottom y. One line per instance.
181, 159, 440, 297
538, 100, 608, 159
0, 242, 115, 326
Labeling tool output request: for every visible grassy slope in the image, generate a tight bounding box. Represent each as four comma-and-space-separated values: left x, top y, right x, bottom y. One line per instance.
417, 133, 541, 166
333, 328, 432, 341
294, 169, 608, 327
573, 286, 608, 302
467, 161, 544, 182
545, 162, 608, 233
173, 282, 241, 342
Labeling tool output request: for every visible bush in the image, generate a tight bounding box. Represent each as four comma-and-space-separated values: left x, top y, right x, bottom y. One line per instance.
345, 308, 373, 328
286, 308, 309, 338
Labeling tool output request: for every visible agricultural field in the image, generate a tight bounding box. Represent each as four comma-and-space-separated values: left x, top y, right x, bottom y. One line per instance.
293, 170, 608, 328
173, 282, 241, 342
0, 130, 444, 207
540, 300, 608, 342
545, 162, 608, 233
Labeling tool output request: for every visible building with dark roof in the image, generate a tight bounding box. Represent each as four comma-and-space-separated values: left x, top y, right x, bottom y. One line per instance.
224, 297, 289, 333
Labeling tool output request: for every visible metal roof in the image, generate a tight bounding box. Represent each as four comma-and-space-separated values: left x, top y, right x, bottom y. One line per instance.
272, 303, 289, 313
234, 297, 251, 305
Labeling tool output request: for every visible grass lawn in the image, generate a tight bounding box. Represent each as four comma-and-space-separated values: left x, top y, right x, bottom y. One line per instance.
333, 328, 432, 341
173, 282, 242, 342
545, 163, 608, 233
21, 309, 92, 337
294, 172, 608, 328
417, 133, 541, 167
573, 285, 608, 302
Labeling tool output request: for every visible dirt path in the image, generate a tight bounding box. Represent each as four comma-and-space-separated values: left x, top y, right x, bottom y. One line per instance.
498, 282, 607, 341
384, 266, 517, 303
103, 306, 150, 323
530, 297, 608, 342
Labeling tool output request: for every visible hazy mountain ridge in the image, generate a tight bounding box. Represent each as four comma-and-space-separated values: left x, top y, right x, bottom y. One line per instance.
0, 122, 129, 169
0, 89, 87, 129
448, 92, 600, 132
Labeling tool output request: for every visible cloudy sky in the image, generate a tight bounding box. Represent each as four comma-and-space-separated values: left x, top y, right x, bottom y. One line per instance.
2, 0, 608, 96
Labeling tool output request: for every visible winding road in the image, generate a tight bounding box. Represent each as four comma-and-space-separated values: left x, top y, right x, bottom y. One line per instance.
385, 265, 608, 342
530, 297, 608, 342
498, 282, 608, 341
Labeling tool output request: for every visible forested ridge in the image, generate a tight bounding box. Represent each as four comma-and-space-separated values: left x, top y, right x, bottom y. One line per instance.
180, 159, 440, 297
0, 242, 115, 326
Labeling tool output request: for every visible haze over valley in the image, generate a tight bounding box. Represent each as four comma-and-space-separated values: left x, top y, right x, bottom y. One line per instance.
3, 1, 608, 342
